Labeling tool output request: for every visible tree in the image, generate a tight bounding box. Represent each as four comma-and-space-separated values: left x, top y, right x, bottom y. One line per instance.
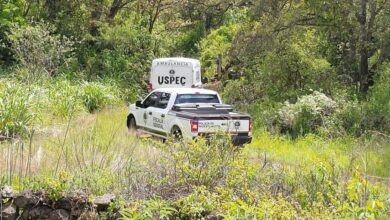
0, 0, 25, 64
305, 0, 389, 97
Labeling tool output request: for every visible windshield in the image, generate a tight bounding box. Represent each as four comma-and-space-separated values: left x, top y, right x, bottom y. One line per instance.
175, 94, 220, 104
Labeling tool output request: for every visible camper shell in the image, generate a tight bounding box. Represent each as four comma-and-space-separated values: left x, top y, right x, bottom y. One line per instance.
149, 58, 202, 91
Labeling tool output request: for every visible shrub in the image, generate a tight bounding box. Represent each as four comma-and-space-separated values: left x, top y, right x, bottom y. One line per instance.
157, 134, 239, 190
7, 22, 74, 79
319, 98, 364, 137
364, 62, 390, 134
276, 91, 337, 137
80, 81, 120, 113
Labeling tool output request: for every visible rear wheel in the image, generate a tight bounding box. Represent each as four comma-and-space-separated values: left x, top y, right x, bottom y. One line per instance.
171, 126, 182, 142
127, 115, 137, 133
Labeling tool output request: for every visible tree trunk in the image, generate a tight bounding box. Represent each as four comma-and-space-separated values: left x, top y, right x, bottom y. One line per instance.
358, 0, 370, 96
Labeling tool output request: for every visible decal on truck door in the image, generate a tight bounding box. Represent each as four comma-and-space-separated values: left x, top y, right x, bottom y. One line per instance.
153, 117, 164, 129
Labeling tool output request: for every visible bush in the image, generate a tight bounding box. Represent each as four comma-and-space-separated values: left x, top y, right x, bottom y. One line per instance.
7, 23, 74, 79
81, 81, 120, 113
364, 62, 390, 134
276, 91, 337, 137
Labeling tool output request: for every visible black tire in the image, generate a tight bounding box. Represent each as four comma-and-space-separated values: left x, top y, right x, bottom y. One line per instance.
171, 126, 182, 142
127, 115, 137, 133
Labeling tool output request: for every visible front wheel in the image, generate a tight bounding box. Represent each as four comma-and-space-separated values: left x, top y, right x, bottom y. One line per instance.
127, 115, 137, 133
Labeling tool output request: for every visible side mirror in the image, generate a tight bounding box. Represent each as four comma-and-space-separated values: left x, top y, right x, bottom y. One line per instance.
135, 100, 144, 108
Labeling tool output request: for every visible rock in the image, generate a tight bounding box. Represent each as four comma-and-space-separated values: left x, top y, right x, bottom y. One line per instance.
1, 185, 14, 199
55, 197, 72, 211
205, 213, 223, 220
108, 211, 122, 220
78, 211, 99, 220
66, 190, 91, 217
21, 206, 52, 220
13, 190, 39, 209
49, 209, 72, 220
93, 194, 115, 211
1, 202, 18, 220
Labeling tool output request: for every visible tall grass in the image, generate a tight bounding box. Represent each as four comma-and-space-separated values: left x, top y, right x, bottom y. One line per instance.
0, 78, 122, 138
0, 107, 388, 218
0, 81, 35, 139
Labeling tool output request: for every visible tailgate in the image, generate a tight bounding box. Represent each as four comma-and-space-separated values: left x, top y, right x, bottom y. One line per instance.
198, 119, 250, 133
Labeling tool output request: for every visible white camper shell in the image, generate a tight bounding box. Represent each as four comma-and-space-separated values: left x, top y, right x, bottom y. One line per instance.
149, 58, 202, 91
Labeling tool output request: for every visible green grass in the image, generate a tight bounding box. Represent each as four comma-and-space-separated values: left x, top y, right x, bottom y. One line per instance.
245, 131, 390, 178
1, 106, 389, 218
0, 107, 151, 194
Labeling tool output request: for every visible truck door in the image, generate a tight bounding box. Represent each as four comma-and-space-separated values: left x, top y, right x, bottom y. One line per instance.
137, 92, 160, 129
145, 92, 171, 135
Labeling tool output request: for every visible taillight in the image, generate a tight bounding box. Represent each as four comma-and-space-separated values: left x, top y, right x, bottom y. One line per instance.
190, 120, 198, 133
147, 83, 153, 92
249, 118, 253, 132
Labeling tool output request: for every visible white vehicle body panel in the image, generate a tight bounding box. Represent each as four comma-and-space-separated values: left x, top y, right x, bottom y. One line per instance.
198, 120, 250, 133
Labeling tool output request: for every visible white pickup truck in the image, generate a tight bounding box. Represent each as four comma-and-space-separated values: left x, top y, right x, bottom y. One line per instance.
127, 88, 252, 145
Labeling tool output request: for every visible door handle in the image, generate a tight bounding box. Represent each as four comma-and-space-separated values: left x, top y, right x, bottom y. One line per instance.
148, 112, 152, 115
161, 114, 165, 118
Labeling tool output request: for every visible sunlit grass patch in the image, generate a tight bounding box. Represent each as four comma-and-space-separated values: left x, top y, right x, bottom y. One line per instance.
244, 132, 389, 178
0, 106, 157, 194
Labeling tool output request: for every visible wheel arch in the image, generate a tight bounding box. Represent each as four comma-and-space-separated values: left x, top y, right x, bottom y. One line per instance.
170, 124, 181, 133
127, 114, 136, 127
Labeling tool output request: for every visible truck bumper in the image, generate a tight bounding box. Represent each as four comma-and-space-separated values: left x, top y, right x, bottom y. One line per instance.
197, 133, 252, 146
232, 135, 252, 146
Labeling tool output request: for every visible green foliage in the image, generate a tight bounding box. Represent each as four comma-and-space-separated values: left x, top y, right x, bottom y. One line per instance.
0, 1, 390, 218
47, 80, 83, 118
276, 91, 337, 137
200, 25, 237, 78
173, 22, 206, 57
364, 62, 390, 134
0, 80, 35, 138
232, 28, 336, 101
0, 0, 25, 64
175, 186, 217, 218
81, 81, 120, 113
30, 170, 70, 201
155, 134, 239, 189
120, 199, 177, 220
7, 23, 74, 79
0, 78, 121, 137
1, 106, 389, 218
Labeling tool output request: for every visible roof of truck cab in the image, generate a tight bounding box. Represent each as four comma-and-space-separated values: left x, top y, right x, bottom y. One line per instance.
151, 88, 218, 95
